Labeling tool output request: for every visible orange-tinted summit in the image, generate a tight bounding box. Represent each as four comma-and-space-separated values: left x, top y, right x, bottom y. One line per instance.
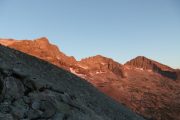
125, 56, 178, 80
0, 37, 76, 70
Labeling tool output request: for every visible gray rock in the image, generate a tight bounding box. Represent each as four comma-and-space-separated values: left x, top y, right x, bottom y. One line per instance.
31, 100, 40, 110
11, 99, 28, 119
39, 101, 56, 118
0, 102, 10, 113
27, 109, 41, 119
52, 113, 64, 120
0, 45, 145, 120
4, 77, 25, 100
0, 113, 14, 120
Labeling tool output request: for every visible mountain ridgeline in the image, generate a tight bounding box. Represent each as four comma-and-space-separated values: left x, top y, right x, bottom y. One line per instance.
125, 56, 178, 80
0, 37, 180, 120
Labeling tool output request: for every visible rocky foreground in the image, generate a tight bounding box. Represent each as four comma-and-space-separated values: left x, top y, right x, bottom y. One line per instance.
0, 45, 144, 120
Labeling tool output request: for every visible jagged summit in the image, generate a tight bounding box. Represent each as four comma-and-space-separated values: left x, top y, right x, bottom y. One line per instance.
0, 37, 49, 44
0, 38, 77, 70
33, 37, 51, 47
0, 37, 51, 49
79, 55, 125, 78
34, 37, 49, 42
124, 56, 173, 71
80, 55, 119, 66
125, 56, 177, 79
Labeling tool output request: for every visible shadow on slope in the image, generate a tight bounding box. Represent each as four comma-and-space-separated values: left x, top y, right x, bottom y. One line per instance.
0, 45, 144, 120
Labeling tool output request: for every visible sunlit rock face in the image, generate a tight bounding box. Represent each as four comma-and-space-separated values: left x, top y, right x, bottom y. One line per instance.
79, 55, 125, 78
0, 38, 180, 120
0, 37, 76, 70
125, 56, 178, 80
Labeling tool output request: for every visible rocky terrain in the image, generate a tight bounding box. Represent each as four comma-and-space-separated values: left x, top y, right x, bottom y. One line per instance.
0, 38, 180, 120
78, 56, 180, 120
125, 56, 178, 80
0, 45, 144, 120
0, 38, 76, 70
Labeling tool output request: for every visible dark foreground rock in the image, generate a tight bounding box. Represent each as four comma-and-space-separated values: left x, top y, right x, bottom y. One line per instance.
0, 45, 144, 120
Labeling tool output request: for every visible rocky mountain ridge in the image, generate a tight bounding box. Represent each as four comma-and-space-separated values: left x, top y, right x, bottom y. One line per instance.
125, 56, 178, 80
0, 37, 76, 70
0, 37, 180, 120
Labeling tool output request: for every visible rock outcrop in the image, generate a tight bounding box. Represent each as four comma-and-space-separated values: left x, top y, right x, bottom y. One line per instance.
0, 45, 144, 120
0, 37, 76, 70
79, 55, 125, 78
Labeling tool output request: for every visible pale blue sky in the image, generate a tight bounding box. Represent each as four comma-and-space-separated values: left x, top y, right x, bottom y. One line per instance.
0, 0, 180, 68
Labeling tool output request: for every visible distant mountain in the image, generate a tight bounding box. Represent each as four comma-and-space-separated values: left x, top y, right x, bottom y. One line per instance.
79, 55, 125, 78
125, 56, 178, 80
0, 44, 144, 120
0, 38, 180, 120
0, 37, 76, 70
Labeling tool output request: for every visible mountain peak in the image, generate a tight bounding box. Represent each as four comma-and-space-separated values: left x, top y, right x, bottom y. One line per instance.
34, 37, 49, 44
125, 56, 177, 80
125, 56, 172, 70
135, 56, 148, 60
79, 55, 125, 78
80, 55, 116, 63
0, 38, 77, 70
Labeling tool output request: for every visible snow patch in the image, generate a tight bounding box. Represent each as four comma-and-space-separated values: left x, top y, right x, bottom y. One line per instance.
135, 68, 144, 71
101, 63, 106, 65
95, 71, 105, 74
70, 68, 86, 78
56, 56, 61, 60
78, 65, 89, 69
147, 70, 152, 72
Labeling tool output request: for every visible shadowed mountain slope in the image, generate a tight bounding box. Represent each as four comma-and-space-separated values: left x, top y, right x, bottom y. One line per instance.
0, 45, 144, 120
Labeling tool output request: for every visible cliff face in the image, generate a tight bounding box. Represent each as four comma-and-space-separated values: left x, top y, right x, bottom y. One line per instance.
0, 38, 180, 120
79, 55, 125, 78
0, 45, 144, 120
125, 56, 178, 80
0, 37, 76, 70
